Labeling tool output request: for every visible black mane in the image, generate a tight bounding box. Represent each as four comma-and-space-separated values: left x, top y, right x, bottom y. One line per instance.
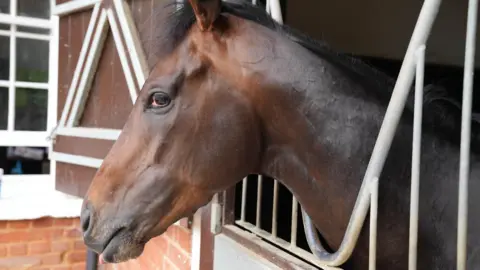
143, 0, 480, 153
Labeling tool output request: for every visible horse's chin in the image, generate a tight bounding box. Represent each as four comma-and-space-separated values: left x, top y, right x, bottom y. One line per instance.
99, 229, 151, 264
100, 242, 145, 264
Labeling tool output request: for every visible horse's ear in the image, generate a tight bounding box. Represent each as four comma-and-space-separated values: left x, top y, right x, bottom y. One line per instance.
189, 0, 221, 31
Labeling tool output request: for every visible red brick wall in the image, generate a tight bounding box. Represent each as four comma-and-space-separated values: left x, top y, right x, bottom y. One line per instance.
0, 217, 87, 270
105, 224, 192, 270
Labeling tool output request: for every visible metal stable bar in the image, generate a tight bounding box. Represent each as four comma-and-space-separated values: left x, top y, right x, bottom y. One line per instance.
300, 0, 442, 266
272, 180, 279, 238
269, 0, 283, 24
369, 177, 379, 270
290, 197, 298, 247
457, 0, 478, 268
86, 250, 98, 270
240, 178, 248, 222
256, 175, 263, 229
408, 45, 426, 270
268, 0, 282, 241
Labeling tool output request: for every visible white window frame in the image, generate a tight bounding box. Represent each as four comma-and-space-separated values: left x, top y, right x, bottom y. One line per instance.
0, 0, 83, 220
0, 0, 55, 183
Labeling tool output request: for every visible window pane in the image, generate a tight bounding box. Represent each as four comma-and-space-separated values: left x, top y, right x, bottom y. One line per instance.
0, 24, 9, 31
0, 146, 49, 175
17, 0, 50, 19
0, 36, 9, 80
0, 88, 8, 130
16, 38, 49, 82
17, 26, 50, 35
0, 1, 9, 14
14, 88, 47, 131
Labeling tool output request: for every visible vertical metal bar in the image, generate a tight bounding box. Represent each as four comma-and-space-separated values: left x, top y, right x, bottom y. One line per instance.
266, 0, 271, 14
457, 0, 478, 268
7, 0, 17, 131
291, 197, 298, 247
269, 0, 284, 24
256, 175, 263, 229
86, 249, 98, 270
369, 177, 379, 270
272, 180, 279, 238
252, 0, 257, 5
240, 177, 248, 222
409, 45, 425, 270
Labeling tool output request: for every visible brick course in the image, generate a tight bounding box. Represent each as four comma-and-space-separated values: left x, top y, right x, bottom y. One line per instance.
0, 217, 87, 270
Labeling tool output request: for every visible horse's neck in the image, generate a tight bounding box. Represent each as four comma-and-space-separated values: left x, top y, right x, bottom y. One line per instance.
248, 31, 480, 268
256, 53, 388, 250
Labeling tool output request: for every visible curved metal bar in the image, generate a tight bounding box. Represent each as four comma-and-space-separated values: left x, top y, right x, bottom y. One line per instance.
297, 0, 442, 266
299, 177, 373, 266
301, 207, 332, 258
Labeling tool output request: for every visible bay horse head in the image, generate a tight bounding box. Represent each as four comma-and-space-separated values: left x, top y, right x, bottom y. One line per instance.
82, 0, 274, 263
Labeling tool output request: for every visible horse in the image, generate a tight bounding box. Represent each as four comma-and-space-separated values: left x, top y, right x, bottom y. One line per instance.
80, 0, 480, 269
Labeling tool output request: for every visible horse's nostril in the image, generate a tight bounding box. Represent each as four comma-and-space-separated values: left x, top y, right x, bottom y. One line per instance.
80, 202, 93, 235
81, 212, 91, 233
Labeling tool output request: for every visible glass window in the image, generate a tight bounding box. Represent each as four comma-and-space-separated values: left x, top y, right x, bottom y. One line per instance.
0, 88, 8, 130
14, 88, 48, 131
0, 36, 10, 81
0, 146, 49, 175
17, 0, 50, 19
0, 1, 9, 14
16, 38, 49, 82
0, 24, 9, 31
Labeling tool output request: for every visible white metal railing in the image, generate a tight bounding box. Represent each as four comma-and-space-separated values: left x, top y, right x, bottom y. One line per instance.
219, 0, 477, 269
408, 44, 426, 270
457, 0, 477, 268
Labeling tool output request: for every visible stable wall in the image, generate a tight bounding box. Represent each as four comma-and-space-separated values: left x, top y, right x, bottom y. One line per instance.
287, 0, 480, 67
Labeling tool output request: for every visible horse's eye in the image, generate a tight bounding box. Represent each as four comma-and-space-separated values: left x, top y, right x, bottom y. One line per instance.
150, 92, 171, 108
